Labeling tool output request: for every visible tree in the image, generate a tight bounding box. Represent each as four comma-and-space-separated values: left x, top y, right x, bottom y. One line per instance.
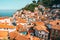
42, 0, 60, 8
32, 0, 36, 3
37, 0, 40, 4
42, 0, 52, 8
52, 0, 60, 5
37, 0, 43, 5
24, 0, 38, 12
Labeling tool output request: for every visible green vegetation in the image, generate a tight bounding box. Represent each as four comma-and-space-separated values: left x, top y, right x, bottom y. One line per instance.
23, 0, 60, 11
42, 0, 52, 8
24, 0, 38, 12
24, 3, 38, 12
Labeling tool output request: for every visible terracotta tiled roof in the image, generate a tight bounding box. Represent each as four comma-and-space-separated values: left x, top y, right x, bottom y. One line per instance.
34, 26, 42, 30
50, 20, 57, 25
50, 20, 60, 25
35, 21, 45, 26
49, 20, 60, 30
0, 23, 15, 29
0, 17, 8, 20
34, 25, 49, 33
16, 24, 26, 32
32, 36, 41, 40
0, 31, 8, 38
51, 25, 60, 30
9, 31, 18, 39
25, 33, 41, 40
15, 35, 30, 40
16, 18, 27, 23
10, 31, 42, 40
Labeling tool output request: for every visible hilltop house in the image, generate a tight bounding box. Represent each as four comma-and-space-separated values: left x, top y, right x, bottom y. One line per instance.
34, 25, 49, 40
0, 17, 16, 32
48, 20, 60, 40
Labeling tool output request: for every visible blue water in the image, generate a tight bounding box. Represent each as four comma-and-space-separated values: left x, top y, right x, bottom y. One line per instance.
0, 10, 17, 17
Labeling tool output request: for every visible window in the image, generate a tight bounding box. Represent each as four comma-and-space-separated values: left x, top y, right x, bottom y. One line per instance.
41, 31, 45, 35
57, 22, 59, 25
39, 34, 41, 38
45, 35, 48, 38
42, 35, 44, 38
52, 30, 55, 37
8, 36, 10, 39
43, 35, 45, 38
39, 31, 41, 34
55, 30, 58, 36
30, 33, 34, 36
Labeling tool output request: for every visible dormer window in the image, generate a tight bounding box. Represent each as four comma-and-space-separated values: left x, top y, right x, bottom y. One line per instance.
57, 22, 59, 25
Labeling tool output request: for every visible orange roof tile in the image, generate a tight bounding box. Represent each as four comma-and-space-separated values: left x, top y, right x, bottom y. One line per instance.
32, 36, 40, 40
0, 23, 15, 29
9, 31, 18, 39
35, 21, 45, 26
50, 21, 57, 25
16, 24, 23, 30
0, 17, 8, 20
16, 18, 27, 23
15, 35, 30, 40
25, 33, 41, 40
0, 31, 8, 38
34, 25, 49, 33
51, 25, 60, 30
50, 20, 60, 25
16, 24, 26, 32
34, 26, 42, 30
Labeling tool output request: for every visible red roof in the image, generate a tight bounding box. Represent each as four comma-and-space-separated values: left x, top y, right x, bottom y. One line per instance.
0, 23, 15, 29
15, 35, 30, 40
0, 31, 8, 38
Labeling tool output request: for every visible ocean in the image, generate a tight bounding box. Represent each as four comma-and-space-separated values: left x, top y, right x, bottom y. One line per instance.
0, 10, 17, 17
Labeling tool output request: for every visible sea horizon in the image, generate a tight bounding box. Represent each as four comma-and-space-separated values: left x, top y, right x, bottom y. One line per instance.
0, 10, 17, 17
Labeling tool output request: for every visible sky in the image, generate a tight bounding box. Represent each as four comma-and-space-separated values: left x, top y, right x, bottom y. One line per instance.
0, 0, 33, 10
